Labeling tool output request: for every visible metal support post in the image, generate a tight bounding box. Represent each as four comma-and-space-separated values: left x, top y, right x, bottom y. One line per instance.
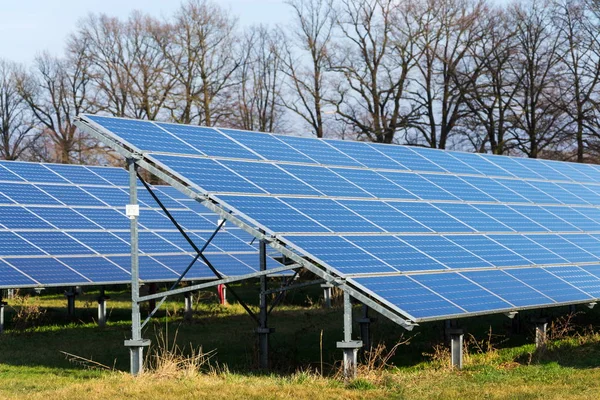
448, 328, 464, 369
97, 288, 110, 327
124, 159, 150, 376
65, 287, 76, 316
321, 283, 333, 308
568, 304, 577, 314
0, 295, 6, 334
184, 292, 193, 321
534, 318, 548, 349
337, 291, 362, 379
358, 304, 374, 353
257, 236, 272, 369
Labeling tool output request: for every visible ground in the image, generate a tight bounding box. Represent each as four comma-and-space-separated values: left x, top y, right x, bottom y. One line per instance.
1, 282, 600, 399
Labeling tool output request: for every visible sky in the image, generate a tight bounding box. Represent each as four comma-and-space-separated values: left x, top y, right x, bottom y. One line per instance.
1, 0, 291, 64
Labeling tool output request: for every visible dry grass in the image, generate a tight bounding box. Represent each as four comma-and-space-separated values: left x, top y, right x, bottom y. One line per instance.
9, 295, 47, 331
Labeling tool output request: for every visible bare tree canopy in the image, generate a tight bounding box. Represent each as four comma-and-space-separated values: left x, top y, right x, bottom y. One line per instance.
3, 0, 600, 165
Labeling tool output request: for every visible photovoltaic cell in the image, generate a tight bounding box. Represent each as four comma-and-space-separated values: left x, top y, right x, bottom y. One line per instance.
219, 129, 315, 163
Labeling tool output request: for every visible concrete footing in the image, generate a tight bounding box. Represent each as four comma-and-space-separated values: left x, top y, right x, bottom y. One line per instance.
321, 283, 333, 308
534, 318, 548, 349
448, 328, 464, 369
97, 291, 109, 327
65, 288, 77, 316
0, 300, 6, 334
184, 292, 194, 321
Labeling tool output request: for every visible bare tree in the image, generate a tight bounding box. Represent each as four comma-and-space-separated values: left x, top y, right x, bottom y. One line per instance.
233, 25, 286, 132
506, 0, 564, 158
554, 0, 600, 162
280, 0, 335, 138
459, 6, 520, 154
329, 0, 419, 144
409, 0, 487, 149
157, 0, 240, 125
17, 47, 95, 164
0, 60, 35, 160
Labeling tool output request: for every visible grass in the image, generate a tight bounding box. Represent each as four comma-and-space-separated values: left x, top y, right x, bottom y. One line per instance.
2, 282, 600, 399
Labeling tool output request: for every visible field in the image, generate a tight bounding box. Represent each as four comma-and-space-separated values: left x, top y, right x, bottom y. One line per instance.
2, 282, 600, 399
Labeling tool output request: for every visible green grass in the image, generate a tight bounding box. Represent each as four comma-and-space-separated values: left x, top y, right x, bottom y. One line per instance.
2, 282, 600, 399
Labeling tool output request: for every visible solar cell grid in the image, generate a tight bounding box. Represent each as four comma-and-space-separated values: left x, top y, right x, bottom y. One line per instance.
77, 114, 600, 323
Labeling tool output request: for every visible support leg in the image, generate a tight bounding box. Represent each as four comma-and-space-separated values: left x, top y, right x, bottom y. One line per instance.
184, 292, 193, 321
336, 291, 362, 379
448, 328, 464, 369
321, 283, 333, 308
125, 158, 150, 376
534, 319, 548, 349
358, 304, 373, 353
0, 296, 6, 334
257, 236, 272, 369
97, 288, 109, 327
65, 288, 76, 316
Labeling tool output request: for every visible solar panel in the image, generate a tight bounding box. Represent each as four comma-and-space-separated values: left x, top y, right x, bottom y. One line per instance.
79, 114, 600, 324
0, 160, 285, 289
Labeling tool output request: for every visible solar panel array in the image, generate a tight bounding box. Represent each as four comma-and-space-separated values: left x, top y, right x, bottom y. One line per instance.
0, 160, 283, 289
82, 114, 600, 322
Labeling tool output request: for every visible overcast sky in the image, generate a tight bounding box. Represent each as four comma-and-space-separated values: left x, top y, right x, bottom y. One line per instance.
1, 0, 291, 64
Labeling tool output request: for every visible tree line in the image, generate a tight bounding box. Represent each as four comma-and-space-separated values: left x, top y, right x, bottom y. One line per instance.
2, 0, 600, 165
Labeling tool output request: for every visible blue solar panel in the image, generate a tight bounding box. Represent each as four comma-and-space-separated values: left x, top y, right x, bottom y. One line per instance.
86, 166, 130, 186
280, 164, 371, 197
338, 200, 430, 233
369, 144, 446, 172
36, 185, 107, 207
556, 183, 600, 204
409, 147, 481, 175
423, 175, 494, 202
58, 257, 130, 283
433, 203, 512, 232
0, 207, 54, 229
138, 210, 176, 230
152, 154, 264, 194
379, 172, 458, 201
0, 163, 25, 182
346, 236, 447, 272
81, 114, 600, 321
17, 232, 93, 255
220, 161, 320, 196
284, 235, 396, 274
44, 164, 110, 185
69, 232, 131, 254
410, 273, 512, 313
27, 207, 100, 230
218, 195, 328, 233
167, 210, 215, 231
276, 135, 363, 167
3, 258, 87, 285
331, 168, 417, 199
4, 163, 69, 184
0, 260, 38, 286
526, 235, 595, 263
461, 270, 552, 307
390, 203, 473, 233
445, 235, 529, 267
506, 267, 592, 303
79, 208, 129, 230
107, 255, 179, 281
465, 177, 529, 203
484, 156, 544, 180
88, 116, 201, 155
157, 123, 260, 159
528, 181, 588, 205
545, 266, 600, 297
472, 205, 546, 232
326, 140, 407, 170
448, 152, 515, 177
219, 129, 314, 163
281, 198, 382, 233
205, 253, 259, 276
0, 183, 62, 205
0, 232, 45, 256
398, 236, 492, 269
487, 235, 566, 264
352, 275, 465, 319
544, 207, 600, 231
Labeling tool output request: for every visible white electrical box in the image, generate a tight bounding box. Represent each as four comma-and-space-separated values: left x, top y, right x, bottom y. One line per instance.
126, 204, 140, 219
